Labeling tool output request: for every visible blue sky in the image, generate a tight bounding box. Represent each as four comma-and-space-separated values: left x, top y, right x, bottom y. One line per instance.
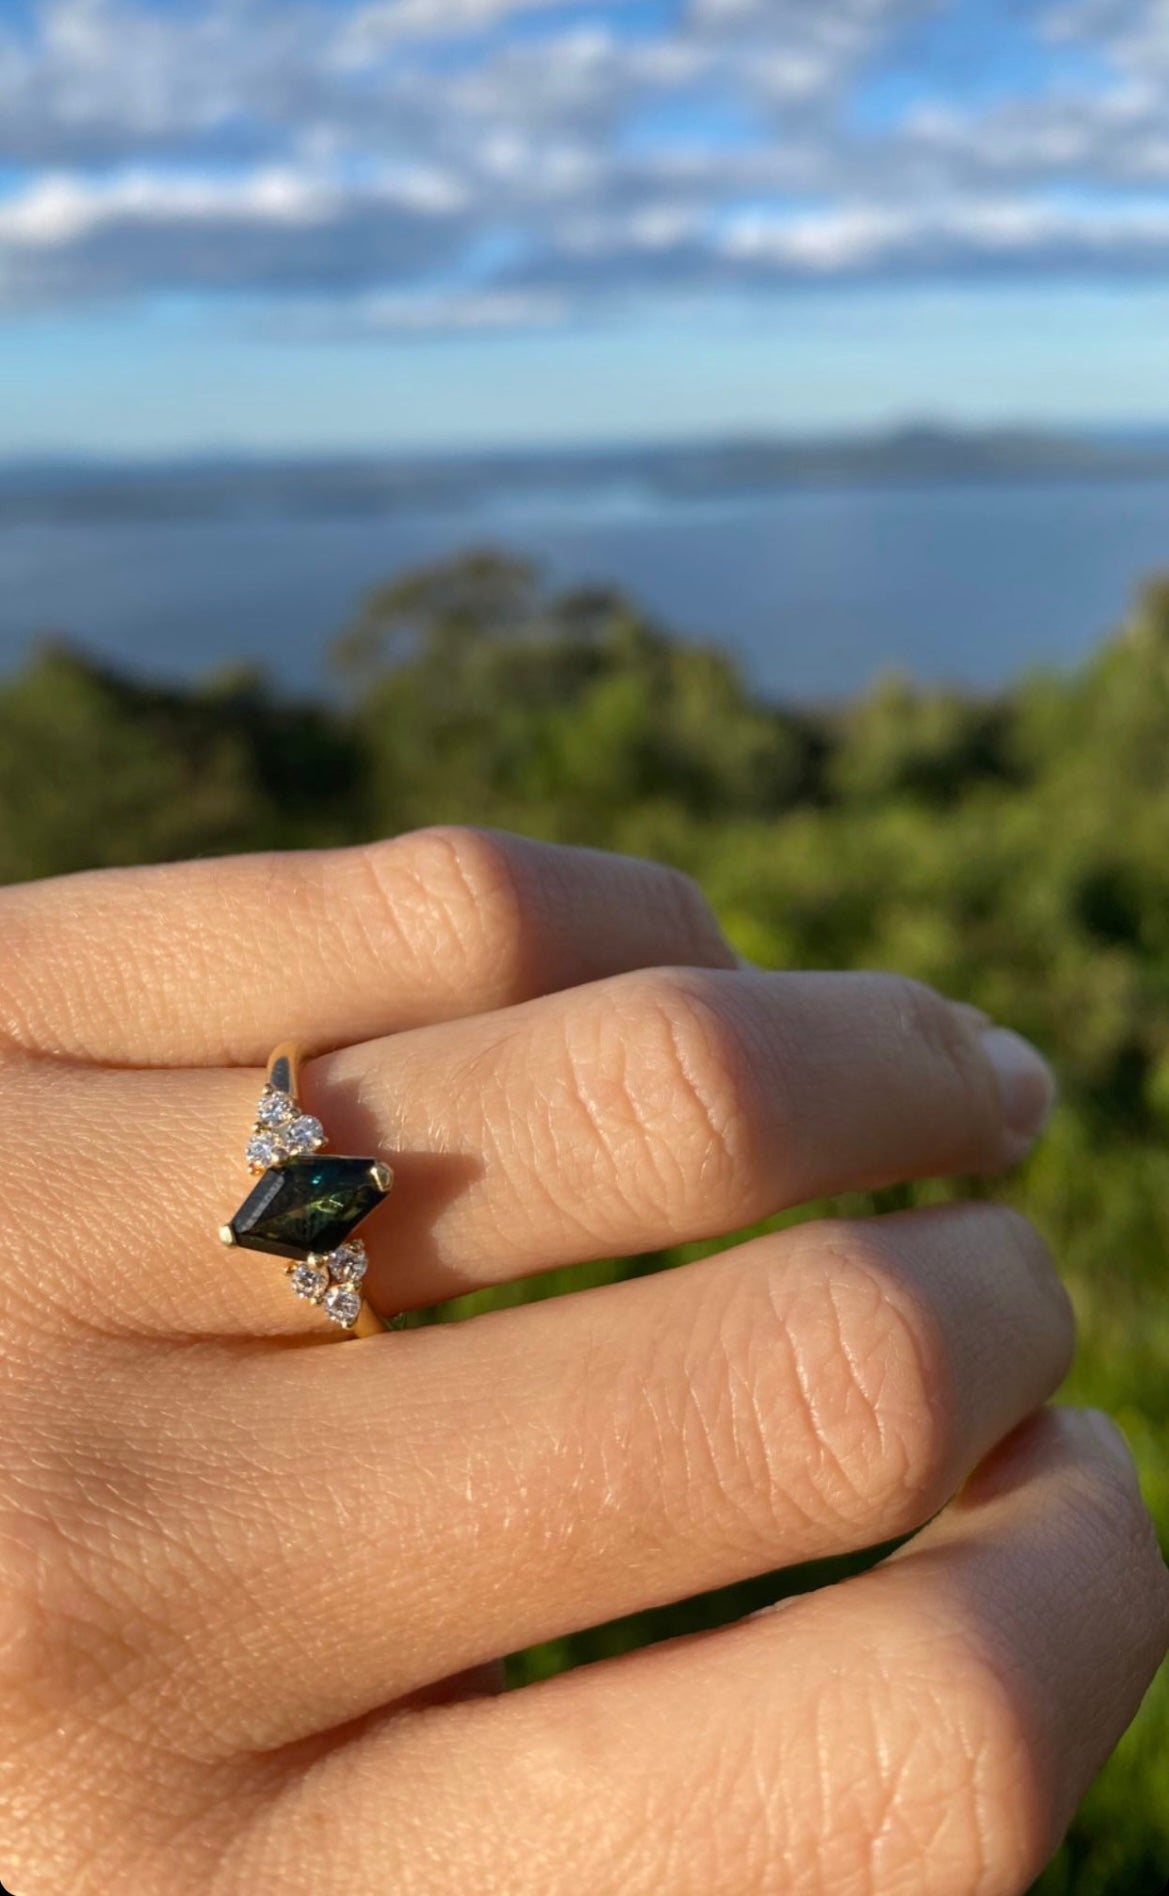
3, 0, 1169, 453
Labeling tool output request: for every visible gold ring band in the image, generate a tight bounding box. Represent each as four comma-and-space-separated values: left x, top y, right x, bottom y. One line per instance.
219, 1041, 393, 1339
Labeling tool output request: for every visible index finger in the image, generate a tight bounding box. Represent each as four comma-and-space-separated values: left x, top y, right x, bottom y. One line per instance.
0, 827, 736, 1066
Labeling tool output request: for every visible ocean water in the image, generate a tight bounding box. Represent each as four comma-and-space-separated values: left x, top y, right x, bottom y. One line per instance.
2, 474, 1169, 700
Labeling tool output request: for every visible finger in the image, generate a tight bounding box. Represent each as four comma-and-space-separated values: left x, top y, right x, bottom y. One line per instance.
50, 1206, 1072, 1749
9, 968, 1053, 1338
311, 965, 1054, 1312
252, 1409, 1169, 1896
0, 828, 735, 1065
312, 970, 1061, 1312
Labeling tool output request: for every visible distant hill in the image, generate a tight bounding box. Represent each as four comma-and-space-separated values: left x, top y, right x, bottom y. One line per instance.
3, 424, 1169, 526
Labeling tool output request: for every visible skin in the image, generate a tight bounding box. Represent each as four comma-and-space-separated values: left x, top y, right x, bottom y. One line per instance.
0, 825, 1165, 1896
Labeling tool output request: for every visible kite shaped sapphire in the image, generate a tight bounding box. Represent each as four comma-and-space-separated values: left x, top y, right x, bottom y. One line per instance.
226, 1157, 392, 1262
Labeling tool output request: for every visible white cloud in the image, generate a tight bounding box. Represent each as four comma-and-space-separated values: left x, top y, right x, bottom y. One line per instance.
0, 163, 466, 247
892, 0, 1169, 188
3, 0, 1169, 322
335, 0, 592, 62
721, 195, 1169, 274
0, 0, 320, 163
0, 0, 918, 168
0, 159, 472, 308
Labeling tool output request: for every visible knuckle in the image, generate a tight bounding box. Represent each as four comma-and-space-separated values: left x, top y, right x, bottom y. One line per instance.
644, 862, 731, 964
1075, 1446, 1169, 1628
664, 1230, 952, 1561
936, 1637, 1054, 1889
360, 826, 531, 1002
592, 971, 757, 1211
727, 1612, 1046, 1896
997, 1205, 1077, 1354
854, 1627, 1044, 1896
775, 1228, 953, 1538
894, 975, 998, 1137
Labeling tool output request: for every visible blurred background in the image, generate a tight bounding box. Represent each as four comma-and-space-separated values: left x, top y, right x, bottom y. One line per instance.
4, 1, 1169, 1890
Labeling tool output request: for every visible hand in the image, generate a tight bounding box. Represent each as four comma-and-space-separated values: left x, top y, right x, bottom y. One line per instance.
1, 828, 1165, 1896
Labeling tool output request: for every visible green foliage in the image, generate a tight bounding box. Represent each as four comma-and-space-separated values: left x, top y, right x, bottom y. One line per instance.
335, 553, 819, 839
10, 555, 1169, 1894
0, 642, 364, 879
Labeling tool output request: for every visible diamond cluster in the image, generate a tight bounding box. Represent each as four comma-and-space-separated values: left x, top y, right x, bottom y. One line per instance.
246, 1085, 326, 1174
235, 1078, 379, 1332
288, 1241, 369, 1329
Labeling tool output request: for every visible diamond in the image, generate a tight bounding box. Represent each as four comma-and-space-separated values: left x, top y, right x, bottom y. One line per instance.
284, 1114, 325, 1157
227, 1156, 393, 1261
327, 1241, 367, 1286
256, 1089, 297, 1131
289, 1262, 328, 1303
324, 1284, 362, 1329
246, 1131, 283, 1171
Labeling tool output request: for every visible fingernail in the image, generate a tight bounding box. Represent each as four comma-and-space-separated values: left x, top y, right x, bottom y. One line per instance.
980, 1026, 1057, 1162
1079, 1409, 1140, 1481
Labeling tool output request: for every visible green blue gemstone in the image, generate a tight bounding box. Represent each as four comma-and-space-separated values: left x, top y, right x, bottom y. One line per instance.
228, 1157, 390, 1261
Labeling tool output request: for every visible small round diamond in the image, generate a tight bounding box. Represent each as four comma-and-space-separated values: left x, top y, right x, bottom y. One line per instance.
284, 1114, 325, 1156
256, 1089, 297, 1130
289, 1263, 328, 1303
327, 1241, 367, 1286
324, 1284, 362, 1329
246, 1131, 283, 1171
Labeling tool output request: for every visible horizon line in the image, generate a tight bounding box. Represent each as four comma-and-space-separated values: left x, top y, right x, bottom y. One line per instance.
4, 413, 1169, 472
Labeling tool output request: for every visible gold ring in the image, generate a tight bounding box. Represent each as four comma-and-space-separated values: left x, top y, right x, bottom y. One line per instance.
219, 1041, 393, 1338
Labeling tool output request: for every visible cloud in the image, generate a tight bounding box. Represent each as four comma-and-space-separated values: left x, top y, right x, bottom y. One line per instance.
0, 0, 321, 165
0, 0, 918, 168
0, 161, 473, 308
3, 0, 1169, 324
721, 195, 1169, 276
335, 0, 593, 61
